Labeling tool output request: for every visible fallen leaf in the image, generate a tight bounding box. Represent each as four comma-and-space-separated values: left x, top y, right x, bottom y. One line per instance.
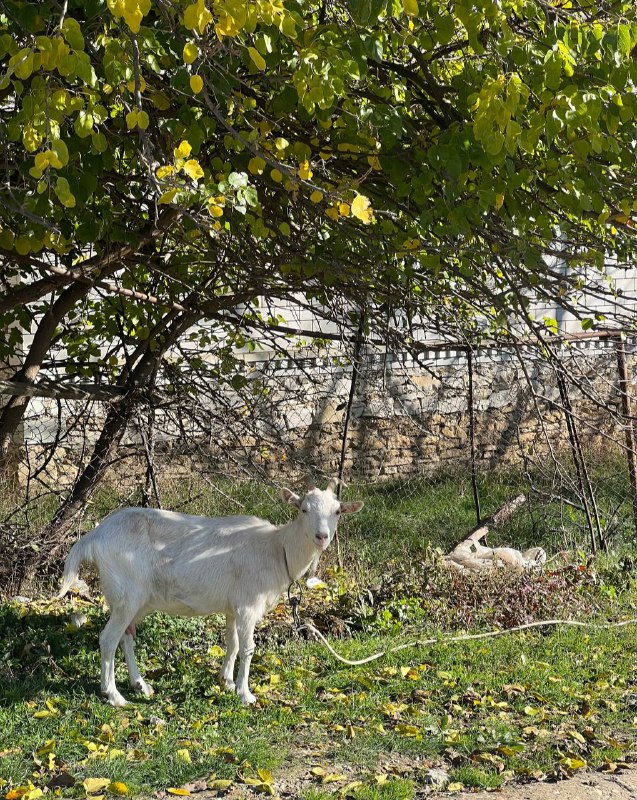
108, 782, 129, 795
83, 778, 111, 794
206, 779, 232, 792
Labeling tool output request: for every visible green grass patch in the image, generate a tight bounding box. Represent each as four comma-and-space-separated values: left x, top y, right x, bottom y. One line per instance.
1, 588, 636, 797
2, 469, 637, 796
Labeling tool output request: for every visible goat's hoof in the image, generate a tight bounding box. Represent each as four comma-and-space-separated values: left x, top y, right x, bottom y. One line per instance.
104, 690, 128, 707
133, 679, 154, 698
237, 689, 256, 705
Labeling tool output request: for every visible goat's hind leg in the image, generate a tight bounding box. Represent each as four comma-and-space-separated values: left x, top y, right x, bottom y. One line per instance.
120, 622, 154, 698
99, 608, 134, 707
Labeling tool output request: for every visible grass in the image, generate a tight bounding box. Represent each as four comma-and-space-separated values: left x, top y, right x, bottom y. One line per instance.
1, 469, 637, 798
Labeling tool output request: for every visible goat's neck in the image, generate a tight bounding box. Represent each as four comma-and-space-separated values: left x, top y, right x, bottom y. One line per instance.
276, 521, 318, 585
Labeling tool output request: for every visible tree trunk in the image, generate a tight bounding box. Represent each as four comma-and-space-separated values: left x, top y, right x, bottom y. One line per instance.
0, 209, 181, 475
14, 310, 200, 591
0, 277, 113, 472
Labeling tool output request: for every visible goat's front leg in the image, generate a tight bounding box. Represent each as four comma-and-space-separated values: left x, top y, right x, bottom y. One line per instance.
120, 631, 154, 698
99, 611, 131, 707
235, 611, 258, 705
220, 613, 238, 691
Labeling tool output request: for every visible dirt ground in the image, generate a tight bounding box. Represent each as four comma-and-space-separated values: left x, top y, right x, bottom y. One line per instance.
165, 767, 637, 800
450, 770, 637, 799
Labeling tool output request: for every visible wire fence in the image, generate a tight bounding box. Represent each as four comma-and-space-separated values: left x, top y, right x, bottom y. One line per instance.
1, 331, 636, 595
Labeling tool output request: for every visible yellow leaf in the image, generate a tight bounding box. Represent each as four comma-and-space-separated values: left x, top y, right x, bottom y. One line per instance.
5, 790, 28, 800
248, 47, 266, 71
310, 190, 323, 203
215, 14, 240, 37
156, 165, 174, 179
183, 42, 199, 64
447, 783, 464, 792
137, 110, 149, 130
107, 0, 151, 33
351, 194, 373, 224
270, 168, 283, 183
126, 77, 147, 94
182, 159, 204, 181
159, 188, 178, 204
248, 156, 266, 175
107, 782, 128, 795
338, 202, 350, 216
183, 0, 213, 34
167, 790, 190, 796
189, 74, 204, 94
83, 778, 111, 794
208, 204, 223, 218
495, 193, 504, 210
125, 110, 138, 130
257, 769, 273, 785
174, 140, 192, 159
560, 757, 587, 770
396, 723, 420, 736
207, 780, 232, 791
321, 774, 346, 784
298, 159, 313, 180
176, 749, 191, 764
326, 207, 338, 220
35, 740, 56, 757
403, 0, 419, 15
34, 152, 50, 170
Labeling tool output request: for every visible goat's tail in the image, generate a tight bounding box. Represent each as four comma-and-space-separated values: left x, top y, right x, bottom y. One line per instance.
57, 536, 92, 599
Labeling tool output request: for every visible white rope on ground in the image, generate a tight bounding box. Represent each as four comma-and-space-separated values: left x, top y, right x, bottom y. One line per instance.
297, 618, 637, 667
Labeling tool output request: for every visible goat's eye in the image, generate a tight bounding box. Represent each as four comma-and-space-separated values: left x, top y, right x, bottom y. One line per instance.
301, 508, 307, 513
335, 509, 341, 516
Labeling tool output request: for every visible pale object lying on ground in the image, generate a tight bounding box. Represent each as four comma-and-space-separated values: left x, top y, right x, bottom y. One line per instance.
444, 493, 546, 573
444, 537, 547, 573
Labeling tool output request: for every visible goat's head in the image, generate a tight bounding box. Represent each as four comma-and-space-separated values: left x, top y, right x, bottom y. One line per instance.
281, 479, 364, 550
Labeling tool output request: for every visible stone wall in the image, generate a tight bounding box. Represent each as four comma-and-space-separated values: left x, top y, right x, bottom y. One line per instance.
16, 337, 637, 486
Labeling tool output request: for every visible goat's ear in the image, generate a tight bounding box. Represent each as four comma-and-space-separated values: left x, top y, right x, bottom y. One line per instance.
281, 488, 302, 508
340, 501, 364, 515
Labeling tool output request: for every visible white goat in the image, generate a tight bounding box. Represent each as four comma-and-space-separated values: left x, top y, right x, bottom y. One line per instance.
58, 479, 363, 707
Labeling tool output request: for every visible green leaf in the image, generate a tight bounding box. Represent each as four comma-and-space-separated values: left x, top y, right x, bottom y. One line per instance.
54, 176, 76, 208
74, 110, 93, 138
617, 24, 631, 59
61, 17, 85, 50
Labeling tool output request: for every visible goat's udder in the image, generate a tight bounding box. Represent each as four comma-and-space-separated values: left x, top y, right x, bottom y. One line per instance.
125, 623, 136, 637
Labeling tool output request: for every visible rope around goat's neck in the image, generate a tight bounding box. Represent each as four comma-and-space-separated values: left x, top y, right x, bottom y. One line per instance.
297, 618, 637, 667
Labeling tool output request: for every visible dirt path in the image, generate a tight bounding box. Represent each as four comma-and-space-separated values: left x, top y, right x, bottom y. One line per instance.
451, 770, 637, 799
171, 768, 637, 800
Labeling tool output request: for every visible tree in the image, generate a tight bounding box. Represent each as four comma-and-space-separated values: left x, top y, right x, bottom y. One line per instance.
1, 0, 636, 550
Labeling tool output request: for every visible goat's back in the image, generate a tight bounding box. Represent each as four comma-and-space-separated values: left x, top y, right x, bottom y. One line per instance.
84, 508, 282, 615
